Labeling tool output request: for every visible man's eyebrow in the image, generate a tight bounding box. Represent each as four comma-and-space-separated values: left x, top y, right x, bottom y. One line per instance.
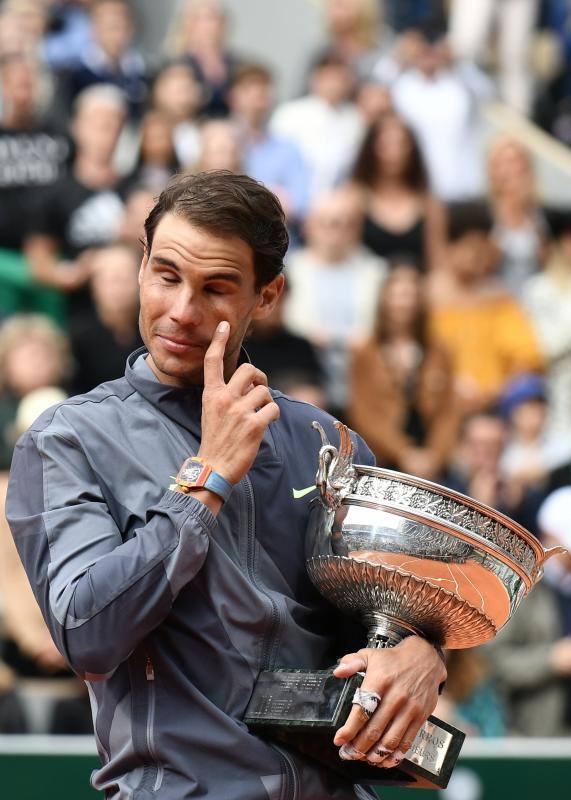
204, 271, 242, 284
150, 256, 180, 271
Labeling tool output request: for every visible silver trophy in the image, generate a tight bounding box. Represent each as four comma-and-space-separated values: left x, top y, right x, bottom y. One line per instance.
246, 422, 565, 788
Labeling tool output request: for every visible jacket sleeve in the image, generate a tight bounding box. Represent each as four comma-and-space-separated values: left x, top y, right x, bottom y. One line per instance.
6, 425, 216, 679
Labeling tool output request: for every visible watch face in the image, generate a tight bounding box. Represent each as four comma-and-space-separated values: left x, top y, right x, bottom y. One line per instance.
181, 464, 203, 484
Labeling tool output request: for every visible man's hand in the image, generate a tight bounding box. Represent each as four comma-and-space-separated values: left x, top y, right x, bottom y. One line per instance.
196, 321, 280, 485
332, 636, 446, 769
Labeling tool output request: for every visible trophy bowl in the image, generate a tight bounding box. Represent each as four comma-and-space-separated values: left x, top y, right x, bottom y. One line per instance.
306, 421, 565, 651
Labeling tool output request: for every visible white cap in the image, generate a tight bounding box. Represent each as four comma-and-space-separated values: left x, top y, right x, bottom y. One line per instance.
15, 387, 68, 436
537, 487, 571, 550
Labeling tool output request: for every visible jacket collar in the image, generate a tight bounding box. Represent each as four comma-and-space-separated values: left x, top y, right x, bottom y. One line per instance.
124, 347, 252, 439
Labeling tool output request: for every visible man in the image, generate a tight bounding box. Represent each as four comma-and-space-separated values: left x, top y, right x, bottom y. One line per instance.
7, 171, 445, 799
59, 0, 147, 118
270, 53, 365, 201
228, 62, 309, 226
24, 83, 126, 317
0, 53, 71, 319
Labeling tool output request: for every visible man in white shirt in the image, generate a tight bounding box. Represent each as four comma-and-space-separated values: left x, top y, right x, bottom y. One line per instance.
387, 33, 493, 202
270, 54, 365, 201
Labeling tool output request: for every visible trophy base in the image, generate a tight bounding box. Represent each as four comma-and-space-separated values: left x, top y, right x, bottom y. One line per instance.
245, 669, 464, 790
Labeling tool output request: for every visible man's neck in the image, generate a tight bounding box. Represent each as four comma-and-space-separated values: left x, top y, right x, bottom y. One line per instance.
73, 155, 117, 190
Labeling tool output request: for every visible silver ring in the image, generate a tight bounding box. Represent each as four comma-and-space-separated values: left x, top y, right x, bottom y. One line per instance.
352, 687, 381, 719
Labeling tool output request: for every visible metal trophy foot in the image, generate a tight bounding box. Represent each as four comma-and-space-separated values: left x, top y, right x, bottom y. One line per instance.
363, 613, 422, 648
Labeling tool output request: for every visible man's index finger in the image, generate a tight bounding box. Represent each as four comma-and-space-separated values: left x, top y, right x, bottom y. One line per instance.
203, 321, 230, 387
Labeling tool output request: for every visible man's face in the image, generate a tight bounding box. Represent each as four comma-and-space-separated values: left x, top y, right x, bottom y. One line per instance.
462, 417, 506, 474
92, 1, 133, 60
230, 77, 273, 124
139, 213, 282, 386
311, 64, 353, 106
73, 98, 125, 162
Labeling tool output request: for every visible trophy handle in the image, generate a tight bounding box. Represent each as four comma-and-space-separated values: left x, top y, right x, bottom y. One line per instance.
534, 544, 568, 584
312, 421, 357, 510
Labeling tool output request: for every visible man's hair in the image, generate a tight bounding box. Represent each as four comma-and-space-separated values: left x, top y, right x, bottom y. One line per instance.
73, 83, 128, 117
144, 171, 289, 289
447, 203, 493, 241
311, 52, 349, 73
230, 62, 273, 89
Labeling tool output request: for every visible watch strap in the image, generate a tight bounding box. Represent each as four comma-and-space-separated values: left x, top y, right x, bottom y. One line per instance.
175, 457, 233, 504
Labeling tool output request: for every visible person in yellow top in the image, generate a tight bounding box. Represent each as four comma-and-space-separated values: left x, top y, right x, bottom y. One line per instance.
429, 204, 544, 413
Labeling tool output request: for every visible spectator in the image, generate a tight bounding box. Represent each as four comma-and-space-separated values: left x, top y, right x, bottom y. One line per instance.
121, 109, 180, 195
0, 0, 49, 59
43, 0, 94, 71
227, 63, 309, 226
523, 209, 571, 443
270, 53, 365, 201
538, 488, 571, 636
60, 0, 147, 118
537, 0, 571, 144
195, 119, 242, 172
390, 30, 494, 202
443, 411, 540, 533
284, 185, 386, 414
151, 60, 203, 168
349, 265, 458, 479
384, 1, 447, 34
0, 315, 71, 470
499, 373, 571, 493
0, 387, 70, 685
449, 0, 538, 115
355, 78, 393, 125
118, 184, 155, 256
166, 0, 239, 118
352, 111, 447, 270
247, 282, 326, 410
0, 53, 71, 321
0, 661, 26, 733
443, 412, 506, 505
435, 649, 506, 737
0, 374, 92, 735
429, 204, 544, 413
484, 487, 571, 736
317, 0, 383, 78
24, 83, 127, 319
488, 136, 548, 296
70, 244, 142, 394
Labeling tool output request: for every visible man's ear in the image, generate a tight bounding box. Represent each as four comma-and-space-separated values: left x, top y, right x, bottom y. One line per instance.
252, 274, 285, 320
138, 252, 149, 285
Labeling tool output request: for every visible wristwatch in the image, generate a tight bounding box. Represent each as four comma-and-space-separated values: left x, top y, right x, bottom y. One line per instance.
174, 457, 233, 504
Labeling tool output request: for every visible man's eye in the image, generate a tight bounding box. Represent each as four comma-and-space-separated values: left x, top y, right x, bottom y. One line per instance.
160, 274, 178, 284
205, 286, 226, 295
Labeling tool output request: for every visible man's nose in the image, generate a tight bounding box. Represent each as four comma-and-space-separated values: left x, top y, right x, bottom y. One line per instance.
169, 288, 203, 326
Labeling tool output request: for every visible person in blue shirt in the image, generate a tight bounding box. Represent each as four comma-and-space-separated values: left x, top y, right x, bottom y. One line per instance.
228, 63, 310, 231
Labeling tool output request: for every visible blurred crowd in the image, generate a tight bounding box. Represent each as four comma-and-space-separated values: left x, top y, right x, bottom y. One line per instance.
0, 0, 570, 744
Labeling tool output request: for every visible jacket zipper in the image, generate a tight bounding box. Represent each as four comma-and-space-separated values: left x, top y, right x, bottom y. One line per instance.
243, 478, 297, 800
271, 743, 300, 800
138, 655, 164, 792
244, 475, 283, 670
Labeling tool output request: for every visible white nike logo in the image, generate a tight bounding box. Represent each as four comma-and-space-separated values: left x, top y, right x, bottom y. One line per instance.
292, 485, 316, 499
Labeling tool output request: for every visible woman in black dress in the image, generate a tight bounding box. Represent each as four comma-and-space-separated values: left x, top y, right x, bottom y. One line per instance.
353, 111, 447, 271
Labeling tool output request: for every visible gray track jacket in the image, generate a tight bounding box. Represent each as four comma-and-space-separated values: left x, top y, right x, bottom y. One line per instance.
7, 349, 377, 800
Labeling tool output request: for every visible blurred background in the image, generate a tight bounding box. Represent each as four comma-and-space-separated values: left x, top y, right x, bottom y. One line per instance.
0, 1, 570, 797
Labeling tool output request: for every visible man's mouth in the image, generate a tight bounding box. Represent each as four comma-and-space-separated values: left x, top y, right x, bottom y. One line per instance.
156, 333, 207, 354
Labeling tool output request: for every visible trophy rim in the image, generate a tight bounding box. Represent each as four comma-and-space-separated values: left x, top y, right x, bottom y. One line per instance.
347, 465, 544, 585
